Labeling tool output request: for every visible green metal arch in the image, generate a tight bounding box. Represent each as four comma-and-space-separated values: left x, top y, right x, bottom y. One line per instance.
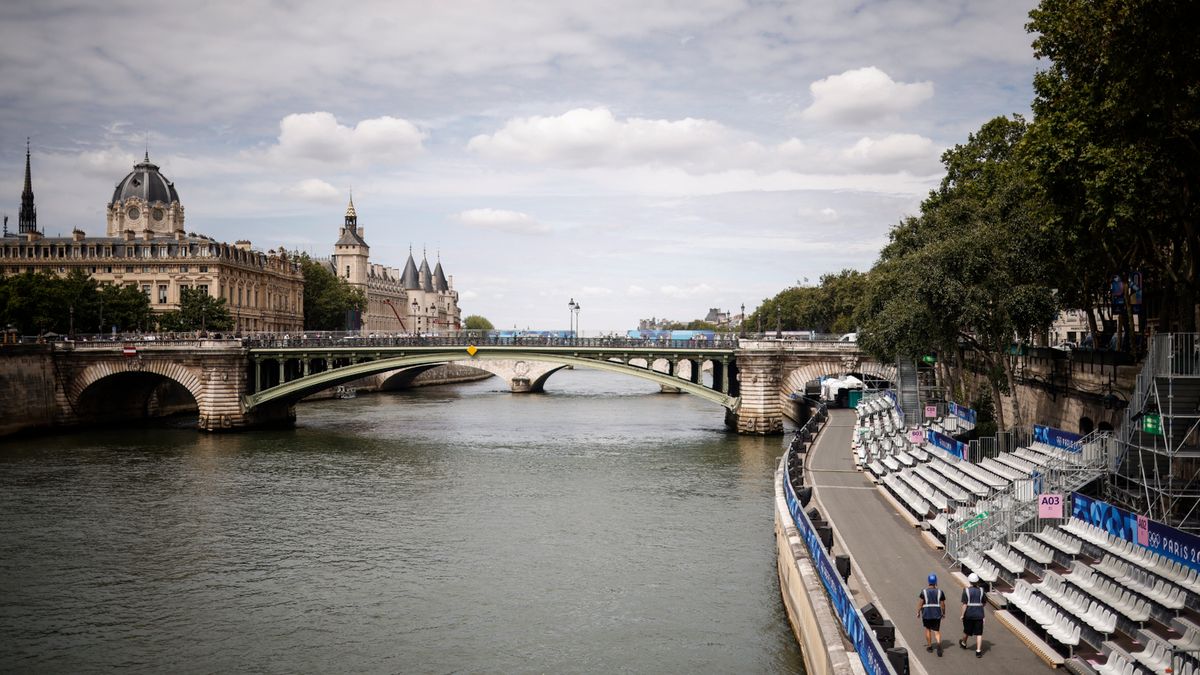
245, 351, 739, 411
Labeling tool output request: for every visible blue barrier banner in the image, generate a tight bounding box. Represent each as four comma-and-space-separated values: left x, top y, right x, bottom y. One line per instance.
1072, 493, 1200, 573
948, 402, 977, 425
784, 470, 892, 675
926, 430, 967, 460
1034, 424, 1081, 451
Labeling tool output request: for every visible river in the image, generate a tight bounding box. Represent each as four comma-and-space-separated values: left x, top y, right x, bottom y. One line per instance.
0, 368, 804, 674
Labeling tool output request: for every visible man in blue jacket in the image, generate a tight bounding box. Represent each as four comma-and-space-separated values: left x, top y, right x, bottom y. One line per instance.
916, 573, 946, 656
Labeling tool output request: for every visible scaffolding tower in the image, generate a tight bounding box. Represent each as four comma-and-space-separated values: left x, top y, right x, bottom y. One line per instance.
1108, 333, 1200, 533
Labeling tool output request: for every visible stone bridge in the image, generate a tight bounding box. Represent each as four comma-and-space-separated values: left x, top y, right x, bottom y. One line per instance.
37, 336, 895, 435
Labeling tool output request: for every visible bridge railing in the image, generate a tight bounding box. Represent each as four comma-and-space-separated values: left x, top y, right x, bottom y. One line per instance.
240, 335, 744, 349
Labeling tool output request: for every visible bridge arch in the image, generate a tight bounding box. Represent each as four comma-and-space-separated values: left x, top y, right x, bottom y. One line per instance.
780, 359, 897, 403
246, 351, 738, 411
69, 360, 205, 423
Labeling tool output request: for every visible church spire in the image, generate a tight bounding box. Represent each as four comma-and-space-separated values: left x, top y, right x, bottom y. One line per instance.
18, 138, 37, 234
344, 190, 357, 228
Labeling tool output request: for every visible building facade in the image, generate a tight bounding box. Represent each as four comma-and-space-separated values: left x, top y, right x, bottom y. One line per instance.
2, 148, 304, 333
327, 198, 461, 333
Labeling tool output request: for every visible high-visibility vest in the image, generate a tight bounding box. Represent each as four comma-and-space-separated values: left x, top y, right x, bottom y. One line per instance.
965, 587, 985, 618
922, 588, 942, 619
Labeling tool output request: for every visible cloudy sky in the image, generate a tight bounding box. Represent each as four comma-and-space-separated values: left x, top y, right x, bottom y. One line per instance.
0, 0, 1040, 332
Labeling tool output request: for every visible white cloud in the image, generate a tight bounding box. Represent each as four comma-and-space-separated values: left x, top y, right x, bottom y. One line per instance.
800, 67, 934, 125
455, 208, 551, 234
468, 107, 744, 169
581, 286, 612, 297
284, 178, 340, 202
627, 285, 649, 297
660, 283, 714, 299
460, 290, 479, 300
842, 133, 940, 174
264, 112, 425, 166
819, 207, 838, 220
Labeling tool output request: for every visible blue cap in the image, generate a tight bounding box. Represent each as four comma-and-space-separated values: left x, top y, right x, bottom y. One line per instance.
928, 573, 938, 585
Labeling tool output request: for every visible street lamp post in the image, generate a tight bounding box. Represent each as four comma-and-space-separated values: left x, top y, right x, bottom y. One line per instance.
69, 304, 74, 339
574, 301, 581, 338
776, 306, 782, 339
411, 299, 420, 335
568, 298, 577, 336
740, 303, 746, 337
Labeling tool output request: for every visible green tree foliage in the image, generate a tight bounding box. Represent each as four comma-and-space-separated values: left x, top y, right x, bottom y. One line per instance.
296, 253, 367, 331
157, 287, 233, 332
748, 270, 866, 334
1026, 0, 1200, 330
0, 271, 152, 335
855, 116, 1059, 429
464, 315, 494, 330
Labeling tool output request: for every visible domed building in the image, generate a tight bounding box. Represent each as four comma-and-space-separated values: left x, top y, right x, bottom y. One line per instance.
106, 153, 185, 236
2, 147, 304, 333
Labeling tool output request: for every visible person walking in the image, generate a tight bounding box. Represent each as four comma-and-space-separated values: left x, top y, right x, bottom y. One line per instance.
960, 573, 986, 658
916, 573, 946, 656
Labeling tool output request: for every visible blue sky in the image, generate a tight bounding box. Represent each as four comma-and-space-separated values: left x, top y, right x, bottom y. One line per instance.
0, 0, 1039, 332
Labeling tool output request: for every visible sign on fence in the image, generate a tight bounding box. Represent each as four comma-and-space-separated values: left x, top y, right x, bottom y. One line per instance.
1038, 494, 1063, 519
909, 429, 923, 444
1033, 424, 1082, 451
926, 430, 967, 460
924, 405, 937, 418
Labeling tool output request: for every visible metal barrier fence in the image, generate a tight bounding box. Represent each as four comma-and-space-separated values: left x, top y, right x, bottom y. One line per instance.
945, 431, 1114, 562
782, 426, 897, 675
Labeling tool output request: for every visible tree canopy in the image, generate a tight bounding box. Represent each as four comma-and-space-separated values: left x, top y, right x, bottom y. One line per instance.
157, 287, 233, 332
0, 271, 153, 335
296, 253, 367, 331
463, 315, 494, 330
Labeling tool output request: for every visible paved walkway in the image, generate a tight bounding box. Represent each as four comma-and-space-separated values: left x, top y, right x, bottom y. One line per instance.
807, 409, 1053, 673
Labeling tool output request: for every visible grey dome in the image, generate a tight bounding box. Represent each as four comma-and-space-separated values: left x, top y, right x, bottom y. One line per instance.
112, 153, 180, 205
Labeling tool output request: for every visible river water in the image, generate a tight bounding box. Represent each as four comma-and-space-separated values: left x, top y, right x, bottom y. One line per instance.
0, 369, 804, 674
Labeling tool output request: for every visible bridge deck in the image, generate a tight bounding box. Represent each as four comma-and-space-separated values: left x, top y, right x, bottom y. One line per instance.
809, 409, 1054, 673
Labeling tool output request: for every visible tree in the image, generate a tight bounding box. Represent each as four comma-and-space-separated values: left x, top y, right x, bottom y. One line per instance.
295, 252, 367, 330
464, 315, 494, 330
1026, 0, 1200, 331
854, 116, 1059, 430
748, 270, 866, 334
157, 287, 233, 332
96, 283, 154, 333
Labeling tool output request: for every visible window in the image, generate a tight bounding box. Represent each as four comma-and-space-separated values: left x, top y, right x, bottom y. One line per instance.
104, 266, 113, 274
199, 265, 208, 273
90, 266, 97, 274
158, 285, 168, 304
141, 284, 151, 298
125, 266, 134, 273
198, 284, 208, 296
180, 265, 188, 273
346, 265, 350, 278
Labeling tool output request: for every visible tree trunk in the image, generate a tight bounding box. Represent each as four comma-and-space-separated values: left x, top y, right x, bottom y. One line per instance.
1003, 353, 1023, 431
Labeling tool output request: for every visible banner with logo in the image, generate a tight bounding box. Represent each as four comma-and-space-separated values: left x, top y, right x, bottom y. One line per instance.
784, 470, 894, 675
926, 430, 967, 460
1072, 493, 1200, 573
948, 402, 977, 425
1033, 424, 1082, 451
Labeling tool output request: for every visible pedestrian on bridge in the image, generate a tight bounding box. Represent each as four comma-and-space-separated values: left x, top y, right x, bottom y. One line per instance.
959, 573, 986, 658
916, 573, 946, 656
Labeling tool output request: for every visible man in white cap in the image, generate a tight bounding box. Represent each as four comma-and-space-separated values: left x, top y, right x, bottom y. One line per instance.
959, 573, 986, 657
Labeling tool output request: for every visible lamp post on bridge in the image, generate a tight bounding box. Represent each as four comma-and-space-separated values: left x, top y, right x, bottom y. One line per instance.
739, 303, 746, 337
574, 301, 581, 338
568, 298, 576, 336
776, 306, 782, 339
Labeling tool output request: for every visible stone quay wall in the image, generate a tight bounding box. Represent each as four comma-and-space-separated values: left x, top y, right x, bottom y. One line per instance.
0, 346, 58, 437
